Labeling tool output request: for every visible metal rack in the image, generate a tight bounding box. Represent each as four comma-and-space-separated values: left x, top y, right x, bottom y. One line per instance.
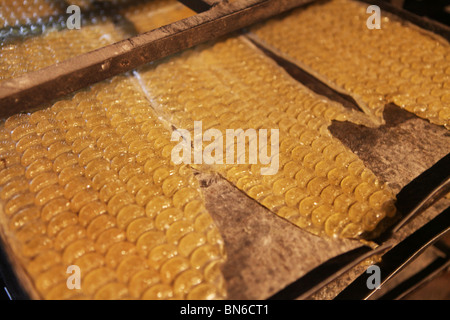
0, 0, 449, 300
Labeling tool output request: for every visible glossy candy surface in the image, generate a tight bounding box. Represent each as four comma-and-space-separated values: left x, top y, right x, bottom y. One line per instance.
252, 0, 450, 129
137, 36, 397, 239
3, 0, 433, 300
0, 77, 226, 300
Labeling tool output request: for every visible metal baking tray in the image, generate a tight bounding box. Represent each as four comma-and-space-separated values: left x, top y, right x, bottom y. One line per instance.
0, 0, 449, 300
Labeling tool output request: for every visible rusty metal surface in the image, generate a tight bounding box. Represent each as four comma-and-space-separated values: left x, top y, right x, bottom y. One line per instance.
194, 108, 450, 299
241, 7, 450, 298
193, 0, 450, 299
329, 105, 450, 194
195, 171, 364, 300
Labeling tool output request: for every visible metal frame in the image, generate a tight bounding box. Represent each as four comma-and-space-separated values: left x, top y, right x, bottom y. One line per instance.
0, 0, 448, 300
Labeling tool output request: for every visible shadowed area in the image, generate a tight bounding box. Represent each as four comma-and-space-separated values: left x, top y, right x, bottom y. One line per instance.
329, 104, 450, 193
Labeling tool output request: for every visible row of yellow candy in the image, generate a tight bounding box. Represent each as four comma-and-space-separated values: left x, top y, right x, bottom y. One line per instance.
252, 0, 450, 128
0, 76, 227, 300
137, 37, 397, 239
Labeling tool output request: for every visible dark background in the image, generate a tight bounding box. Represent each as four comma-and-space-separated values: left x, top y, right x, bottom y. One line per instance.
387, 0, 450, 26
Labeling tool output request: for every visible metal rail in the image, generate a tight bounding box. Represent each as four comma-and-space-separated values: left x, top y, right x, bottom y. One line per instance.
335, 207, 450, 300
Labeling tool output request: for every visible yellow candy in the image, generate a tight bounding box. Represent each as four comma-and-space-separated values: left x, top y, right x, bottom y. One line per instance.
252, 0, 450, 128
173, 269, 203, 296
73, 252, 105, 275
1, 177, 29, 201
142, 284, 173, 300
9, 207, 40, 231
27, 250, 61, 277
129, 269, 160, 298
155, 208, 184, 230
117, 255, 148, 283
5, 192, 35, 216
148, 244, 178, 270
160, 257, 190, 284
47, 212, 78, 237
83, 267, 117, 296
126, 218, 154, 243
87, 215, 116, 240
63, 239, 96, 265
54, 225, 86, 251
178, 232, 206, 257
116, 205, 146, 229
35, 265, 67, 295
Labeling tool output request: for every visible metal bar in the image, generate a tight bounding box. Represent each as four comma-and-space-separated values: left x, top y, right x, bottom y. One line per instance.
0, 0, 315, 118
334, 207, 450, 300
379, 238, 450, 300
268, 244, 391, 300
378, 257, 450, 300
390, 153, 450, 235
